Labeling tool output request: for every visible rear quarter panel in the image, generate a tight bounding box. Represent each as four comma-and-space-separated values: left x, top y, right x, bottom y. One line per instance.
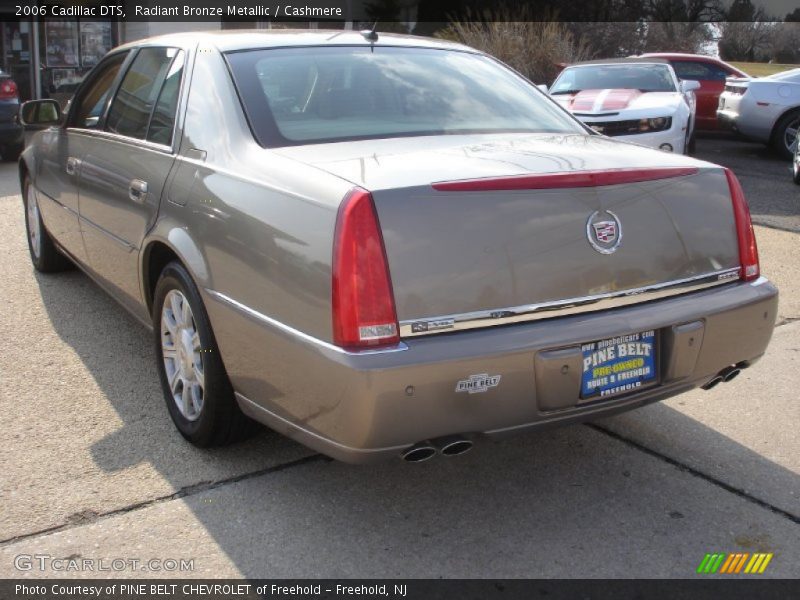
145, 44, 353, 401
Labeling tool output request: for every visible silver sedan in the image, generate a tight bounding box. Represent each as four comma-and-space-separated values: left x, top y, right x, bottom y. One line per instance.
19, 31, 778, 463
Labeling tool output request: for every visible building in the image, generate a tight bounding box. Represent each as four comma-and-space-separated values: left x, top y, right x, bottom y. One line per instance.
1, 0, 420, 103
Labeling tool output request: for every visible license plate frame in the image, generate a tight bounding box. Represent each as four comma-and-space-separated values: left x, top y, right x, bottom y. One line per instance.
580, 330, 659, 401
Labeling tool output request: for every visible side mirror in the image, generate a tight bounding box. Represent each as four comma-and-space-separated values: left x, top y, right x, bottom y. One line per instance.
537, 84, 549, 94
19, 99, 63, 128
680, 80, 701, 93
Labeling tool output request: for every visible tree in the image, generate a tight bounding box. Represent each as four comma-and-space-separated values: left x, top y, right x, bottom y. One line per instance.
642, 21, 714, 54
567, 22, 646, 58
718, 0, 775, 61
769, 22, 800, 63
439, 8, 593, 84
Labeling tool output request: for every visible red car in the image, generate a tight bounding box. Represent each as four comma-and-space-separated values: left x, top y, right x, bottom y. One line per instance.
640, 53, 749, 131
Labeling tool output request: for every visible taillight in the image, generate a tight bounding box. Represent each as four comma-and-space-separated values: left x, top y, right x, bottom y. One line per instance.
332, 188, 399, 349
0, 79, 18, 100
724, 168, 759, 281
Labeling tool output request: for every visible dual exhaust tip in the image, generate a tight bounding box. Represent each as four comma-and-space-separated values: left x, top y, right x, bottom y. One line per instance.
401, 435, 473, 463
405, 361, 751, 460
702, 362, 749, 390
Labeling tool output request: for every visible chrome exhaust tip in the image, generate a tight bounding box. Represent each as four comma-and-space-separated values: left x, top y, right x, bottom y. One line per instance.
401, 442, 437, 463
722, 367, 741, 383
434, 435, 473, 457
702, 376, 723, 390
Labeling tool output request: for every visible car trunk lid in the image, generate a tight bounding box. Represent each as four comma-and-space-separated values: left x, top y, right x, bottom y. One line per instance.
276, 134, 741, 331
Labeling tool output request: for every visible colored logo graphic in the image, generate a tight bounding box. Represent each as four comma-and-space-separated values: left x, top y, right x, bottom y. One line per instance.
696, 552, 774, 574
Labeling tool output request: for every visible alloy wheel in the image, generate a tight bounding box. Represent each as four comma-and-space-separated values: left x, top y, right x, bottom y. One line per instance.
784, 116, 799, 154
161, 289, 205, 421
26, 185, 41, 259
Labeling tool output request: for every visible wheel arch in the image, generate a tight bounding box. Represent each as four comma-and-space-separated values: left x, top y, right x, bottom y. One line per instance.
768, 104, 800, 145
18, 150, 34, 193
140, 225, 209, 317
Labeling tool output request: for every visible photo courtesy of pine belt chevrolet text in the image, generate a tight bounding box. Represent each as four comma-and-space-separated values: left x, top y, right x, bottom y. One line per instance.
17, 30, 778, 463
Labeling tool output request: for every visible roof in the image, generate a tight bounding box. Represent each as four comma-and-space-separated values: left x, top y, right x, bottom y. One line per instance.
568, 57, 671, 67
115, 29, 473, 54
640, 52, 721, 60
639, 53, 749, 76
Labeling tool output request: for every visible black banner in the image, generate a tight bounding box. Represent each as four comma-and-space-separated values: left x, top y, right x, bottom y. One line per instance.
3, 0, 800, 22
2, 580, 800, 600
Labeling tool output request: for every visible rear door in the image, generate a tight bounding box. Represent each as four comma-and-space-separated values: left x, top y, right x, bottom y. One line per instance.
77, 46, 186, 311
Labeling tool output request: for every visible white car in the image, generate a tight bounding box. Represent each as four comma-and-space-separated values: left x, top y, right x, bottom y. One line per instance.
717, 68, 800, 159
550, 59, 699, 154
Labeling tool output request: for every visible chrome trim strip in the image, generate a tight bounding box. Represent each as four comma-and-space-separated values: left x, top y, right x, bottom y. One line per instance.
205, 289, 408, 355
400, 267, 742, 337
79, 214, 136, 252
68, 128, 175, 155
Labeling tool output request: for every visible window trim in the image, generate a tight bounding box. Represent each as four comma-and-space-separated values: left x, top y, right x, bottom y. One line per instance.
103, 46, 186, 149
65, 49, 133, 132
144, 49, 186, 147
66, 45, 190, 155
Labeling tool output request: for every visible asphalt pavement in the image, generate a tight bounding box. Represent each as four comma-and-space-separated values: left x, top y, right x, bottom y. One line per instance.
0, 136, 797, 579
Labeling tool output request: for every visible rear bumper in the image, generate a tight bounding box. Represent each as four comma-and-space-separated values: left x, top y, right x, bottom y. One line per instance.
716, 106, 774, 142
208, 278, 778, 463
0, 121, 23, 147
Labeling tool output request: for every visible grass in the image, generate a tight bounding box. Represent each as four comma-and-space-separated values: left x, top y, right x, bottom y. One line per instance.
729, 62, 799, 77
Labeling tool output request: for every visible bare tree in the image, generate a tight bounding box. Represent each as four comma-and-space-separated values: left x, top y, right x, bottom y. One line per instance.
439, 9, 593, 84
643, 21, 715, 53
768, 22, 800, 63
718, 0, 776, 61
568, 22, 647, 58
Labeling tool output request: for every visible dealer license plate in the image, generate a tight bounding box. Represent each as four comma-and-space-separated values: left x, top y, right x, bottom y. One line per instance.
580, 330, 658, 400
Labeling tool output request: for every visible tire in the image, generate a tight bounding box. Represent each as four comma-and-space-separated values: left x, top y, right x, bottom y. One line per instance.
770, 109, 800, 160
3, 142, 24, 162
793, 154, 800, 185
22, 175, 72, 272
153, 261, 257, 447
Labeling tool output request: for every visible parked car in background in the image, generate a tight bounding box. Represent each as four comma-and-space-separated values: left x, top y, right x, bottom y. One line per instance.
718, 68, 800, 158
549, 58, 699, 154
0, 69, 24, 161
640, 53, 749, 131
19, 31, 777, 463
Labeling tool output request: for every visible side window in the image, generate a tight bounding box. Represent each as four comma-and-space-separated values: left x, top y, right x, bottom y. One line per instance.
106, 47, 179, 140
671, 61, 708, 80
672, 61, 728, 82
705, 64, 731, 81
146, 50, 185, 145
69, 52, 128, 129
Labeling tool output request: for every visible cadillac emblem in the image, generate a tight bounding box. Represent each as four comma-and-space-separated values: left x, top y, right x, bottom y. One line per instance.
586, 210, 622, 254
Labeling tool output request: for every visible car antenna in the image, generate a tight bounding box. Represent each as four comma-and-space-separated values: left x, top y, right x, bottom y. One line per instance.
361, 22, 379, 42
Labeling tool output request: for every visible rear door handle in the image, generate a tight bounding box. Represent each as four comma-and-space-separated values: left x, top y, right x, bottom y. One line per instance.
128, 179, 148, 203
65, 156, 80, 176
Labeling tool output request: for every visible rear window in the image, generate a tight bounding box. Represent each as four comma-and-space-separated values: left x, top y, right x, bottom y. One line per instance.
225, 46, 584, 146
